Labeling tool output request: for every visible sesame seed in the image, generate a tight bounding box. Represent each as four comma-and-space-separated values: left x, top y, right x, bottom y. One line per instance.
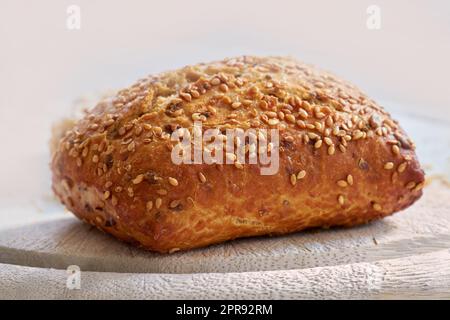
219, 84, 228, 92
397, 162, 407, 173
207, 105, 217, 114
298, 109, 309, 119
315, 112, 326, 119
191, 90, 200, 98
170, 200, 181, 208
332, 126, 340, 136
231, 102, 241, 109
146, 201, 153, 211
413, 182, 424, 192
284, 135, 294, 142
285, 114, 296, 123
315, 122, 323, 131
127, 141, 136, 152
235, 162, 244, 169
127, 187, 134, 197
392, 145, 400, 156
373, 203, 382, 211
210, 77, 221, 86
134, 125, 143, 136
297, 120, 306, 128
132, 174, 144, 184
328, 145, 335, 155
92, 155, 99, 163
347, 174, 354, 185
314, 139, 323, 149
156, 189, 168, 196
353, 130, 364, 140
198, 172, 207, 183
168, 177, 179, 186
143, 124, 152, 130
111, 196, 118, 206
338, 195, 345, 205
290, 174, 297, 186
153, 126, 162, 135
105, 181, 113, 188
337, 180, 348, 187
297, 170, 306, 179
384, 162, 394, 170
155, 197, 162, 209
391, 172, 398, 182
180, 92, 192, 102
406, 181, 416, 189
103, 191, 110, 200
268, 119, 279, 126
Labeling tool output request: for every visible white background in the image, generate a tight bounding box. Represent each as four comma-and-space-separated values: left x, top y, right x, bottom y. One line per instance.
0, 0, 449, 228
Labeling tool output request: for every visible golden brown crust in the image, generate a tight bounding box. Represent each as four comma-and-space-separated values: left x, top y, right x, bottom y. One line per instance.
51, 56, 425, 253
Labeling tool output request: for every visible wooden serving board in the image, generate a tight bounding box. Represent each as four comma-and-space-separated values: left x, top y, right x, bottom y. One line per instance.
1, 181, 450, 299
1, 107, 449, 299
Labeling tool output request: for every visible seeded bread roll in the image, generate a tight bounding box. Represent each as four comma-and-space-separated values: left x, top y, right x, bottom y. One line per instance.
51, 56, 425, 253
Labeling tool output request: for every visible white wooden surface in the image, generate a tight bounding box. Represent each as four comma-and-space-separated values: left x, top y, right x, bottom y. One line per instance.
1, 181, 450, 299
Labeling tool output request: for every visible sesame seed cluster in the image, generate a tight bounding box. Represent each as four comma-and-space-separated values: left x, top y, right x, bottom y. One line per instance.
51, 56, 425, 252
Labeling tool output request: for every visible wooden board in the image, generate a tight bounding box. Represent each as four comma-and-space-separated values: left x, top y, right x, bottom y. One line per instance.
1, 181, 450, 299
1, 108, 449, 299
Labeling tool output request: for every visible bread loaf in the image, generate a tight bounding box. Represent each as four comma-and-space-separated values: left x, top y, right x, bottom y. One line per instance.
51, 56, 425, 253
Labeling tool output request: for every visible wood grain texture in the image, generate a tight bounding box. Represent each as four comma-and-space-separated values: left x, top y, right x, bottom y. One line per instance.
1, 249, 450, 299
0, 181, 449, 299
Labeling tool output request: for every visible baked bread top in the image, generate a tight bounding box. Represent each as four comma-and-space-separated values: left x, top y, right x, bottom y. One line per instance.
51, 56, 424, 252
